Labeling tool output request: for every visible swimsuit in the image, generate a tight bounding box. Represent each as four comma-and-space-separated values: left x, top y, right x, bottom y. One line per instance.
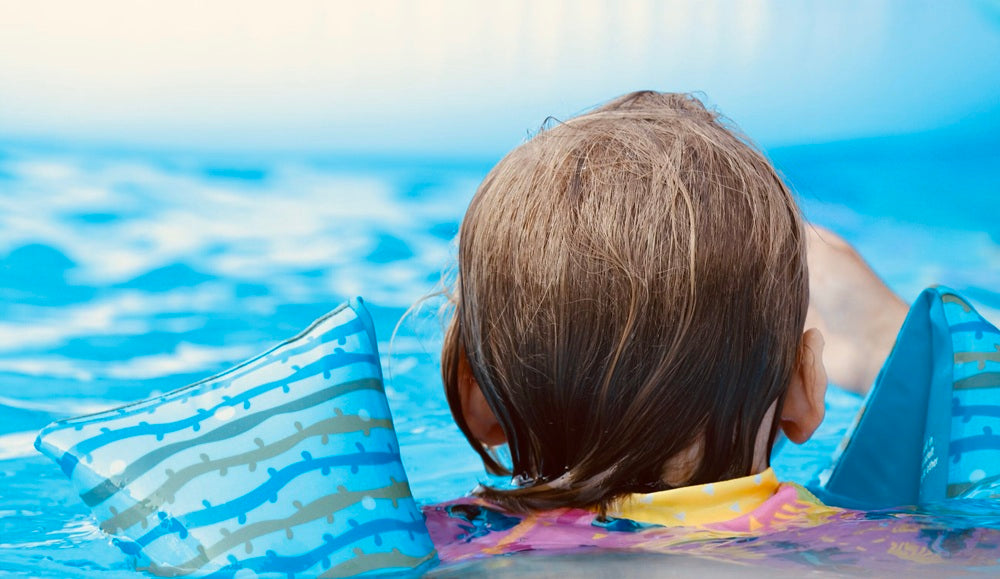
424, 468, 1000, 572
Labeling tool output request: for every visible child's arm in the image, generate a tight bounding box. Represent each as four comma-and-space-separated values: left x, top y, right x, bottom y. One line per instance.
804, 225, 909, 395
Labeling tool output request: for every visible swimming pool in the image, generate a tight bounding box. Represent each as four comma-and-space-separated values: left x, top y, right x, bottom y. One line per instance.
0, 128, 997, 576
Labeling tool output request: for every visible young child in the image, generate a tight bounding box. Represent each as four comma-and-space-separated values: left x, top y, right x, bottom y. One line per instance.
423, 91, 1000, 570
30, 89, 998, 576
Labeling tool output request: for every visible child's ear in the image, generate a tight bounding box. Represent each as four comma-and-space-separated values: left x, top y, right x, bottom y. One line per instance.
457, 349, 507, 447
780, 328, 828, 444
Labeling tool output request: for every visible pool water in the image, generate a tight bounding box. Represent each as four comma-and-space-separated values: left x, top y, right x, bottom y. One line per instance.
0, 130, 997, 576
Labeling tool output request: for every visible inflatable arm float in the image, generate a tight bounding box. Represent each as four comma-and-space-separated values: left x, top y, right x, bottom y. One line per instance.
34, 298, 436, 578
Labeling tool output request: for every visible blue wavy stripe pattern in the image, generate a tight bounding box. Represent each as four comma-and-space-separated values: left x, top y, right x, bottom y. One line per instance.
950, 321, 1000, 338
43, 314, 366, 433
945, 292, 1000, 493
136, 450, 401, 547
952, 403, 1000, 420
950, 433, 1000, 458
200, 518, 429, 579
67, 350, 377, 462
78, 377, 382, 506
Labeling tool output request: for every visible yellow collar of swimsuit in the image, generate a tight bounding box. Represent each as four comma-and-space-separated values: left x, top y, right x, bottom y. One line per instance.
609, 468, 780, 527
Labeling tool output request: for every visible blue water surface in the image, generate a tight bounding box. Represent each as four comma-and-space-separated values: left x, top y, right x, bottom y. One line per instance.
0, 129, 997, 576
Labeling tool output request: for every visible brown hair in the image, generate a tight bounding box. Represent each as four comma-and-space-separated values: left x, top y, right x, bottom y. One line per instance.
442, 91, 808, 513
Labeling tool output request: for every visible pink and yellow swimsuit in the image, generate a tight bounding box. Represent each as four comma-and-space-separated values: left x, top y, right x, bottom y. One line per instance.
424, 469, 1000, 572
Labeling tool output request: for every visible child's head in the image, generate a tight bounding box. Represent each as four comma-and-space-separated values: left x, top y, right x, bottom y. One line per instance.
442, 91, 826, 512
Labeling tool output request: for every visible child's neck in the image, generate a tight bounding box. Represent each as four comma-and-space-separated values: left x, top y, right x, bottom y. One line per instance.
661, 402, 776, 486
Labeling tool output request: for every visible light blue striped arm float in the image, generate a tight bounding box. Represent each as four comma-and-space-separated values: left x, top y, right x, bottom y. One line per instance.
34, 298, 437, 578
